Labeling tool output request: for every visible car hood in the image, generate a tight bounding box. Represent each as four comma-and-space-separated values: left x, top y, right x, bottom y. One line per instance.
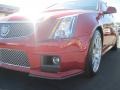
2, 9, 95, 21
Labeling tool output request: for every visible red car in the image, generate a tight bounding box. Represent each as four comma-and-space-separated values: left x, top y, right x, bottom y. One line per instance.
0, 0, 118, 79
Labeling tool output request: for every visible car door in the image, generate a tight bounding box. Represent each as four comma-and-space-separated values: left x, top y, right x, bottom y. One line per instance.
100, 2, 116, 48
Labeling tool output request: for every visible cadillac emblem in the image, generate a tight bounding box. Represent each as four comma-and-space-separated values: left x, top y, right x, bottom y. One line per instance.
0, 25, 10, 37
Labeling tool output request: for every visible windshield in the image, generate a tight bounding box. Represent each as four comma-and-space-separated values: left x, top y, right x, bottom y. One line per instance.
49, 0, 98, 10
0, 0, 56, 12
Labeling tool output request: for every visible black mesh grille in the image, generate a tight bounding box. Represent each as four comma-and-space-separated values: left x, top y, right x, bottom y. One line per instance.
0, 48, 30, 67
0, 23, 34, 38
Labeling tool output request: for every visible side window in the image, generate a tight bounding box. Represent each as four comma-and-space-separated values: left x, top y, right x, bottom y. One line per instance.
102, 2, 107, 11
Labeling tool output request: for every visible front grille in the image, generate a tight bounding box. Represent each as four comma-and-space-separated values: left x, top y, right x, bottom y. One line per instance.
0, 23, 34, 38
0, 48, 30, 67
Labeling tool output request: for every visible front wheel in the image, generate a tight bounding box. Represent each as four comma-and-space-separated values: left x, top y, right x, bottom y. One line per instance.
85, 30, 102, 77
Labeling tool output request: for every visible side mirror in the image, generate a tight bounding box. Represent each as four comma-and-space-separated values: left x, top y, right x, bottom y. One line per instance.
104, 6, 117, 14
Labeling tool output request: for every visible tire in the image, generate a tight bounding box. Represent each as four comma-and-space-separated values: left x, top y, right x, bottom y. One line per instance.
85, 30, 102, 77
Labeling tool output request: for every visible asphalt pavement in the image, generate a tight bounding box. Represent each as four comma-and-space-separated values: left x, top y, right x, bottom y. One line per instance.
0, 43, 120, 90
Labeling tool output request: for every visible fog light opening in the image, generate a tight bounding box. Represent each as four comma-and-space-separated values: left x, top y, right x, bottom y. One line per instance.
52, 57, 60, 65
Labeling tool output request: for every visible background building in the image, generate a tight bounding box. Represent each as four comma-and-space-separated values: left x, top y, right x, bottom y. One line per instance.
0, 4, 18, 16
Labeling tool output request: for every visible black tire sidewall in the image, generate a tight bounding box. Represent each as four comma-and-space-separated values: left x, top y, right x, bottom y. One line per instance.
85, 30, 102, 77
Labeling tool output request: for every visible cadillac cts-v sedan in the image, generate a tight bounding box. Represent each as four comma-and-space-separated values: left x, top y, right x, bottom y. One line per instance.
0, 0, 118, 79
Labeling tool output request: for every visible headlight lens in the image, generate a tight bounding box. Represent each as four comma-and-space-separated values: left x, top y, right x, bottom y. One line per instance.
52, 16, 76, 39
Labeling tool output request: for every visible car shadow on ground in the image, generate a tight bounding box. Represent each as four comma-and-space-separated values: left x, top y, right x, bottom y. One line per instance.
0, 49, 120, 90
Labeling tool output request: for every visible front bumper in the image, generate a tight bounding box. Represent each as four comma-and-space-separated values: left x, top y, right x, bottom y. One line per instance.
0, 34, 88, 79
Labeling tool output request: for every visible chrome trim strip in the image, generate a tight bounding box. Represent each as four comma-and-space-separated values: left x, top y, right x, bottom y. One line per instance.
1, 62, 30, 68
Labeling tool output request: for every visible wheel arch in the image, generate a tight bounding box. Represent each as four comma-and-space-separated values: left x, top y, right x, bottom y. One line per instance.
89, 25, 103, 46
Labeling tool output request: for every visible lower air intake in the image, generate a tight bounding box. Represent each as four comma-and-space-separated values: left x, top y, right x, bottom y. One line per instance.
0, 48, 30, 67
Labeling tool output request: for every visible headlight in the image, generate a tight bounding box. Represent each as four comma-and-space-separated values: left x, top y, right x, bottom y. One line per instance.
51, 16, 76, 39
